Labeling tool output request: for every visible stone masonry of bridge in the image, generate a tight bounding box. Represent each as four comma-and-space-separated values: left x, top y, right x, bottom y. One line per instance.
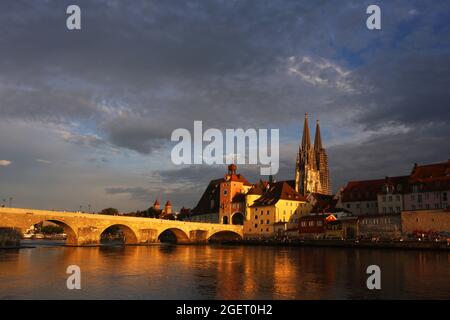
0, 208, 243, 246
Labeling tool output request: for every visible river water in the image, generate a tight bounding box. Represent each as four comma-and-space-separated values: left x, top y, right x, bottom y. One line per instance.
0, 240, 449, 299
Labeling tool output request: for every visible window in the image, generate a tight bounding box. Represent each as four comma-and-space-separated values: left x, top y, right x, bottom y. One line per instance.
223, 190, 228, 196
346, 204, 351, 209
254, 224, 258, 228
266, 219, 270, 224
388, 196, 392, 201
254, 215, 258, 220
267, 210, 270, 215
308, 221, 314, 227
382, 196, 386, 202
443, 193, 448, 201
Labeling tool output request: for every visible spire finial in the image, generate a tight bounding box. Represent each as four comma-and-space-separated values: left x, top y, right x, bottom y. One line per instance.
301, 112, 311, 150
314, 119, 323, 151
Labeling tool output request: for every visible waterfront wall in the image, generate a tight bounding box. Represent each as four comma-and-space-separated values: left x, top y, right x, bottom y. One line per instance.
0, 227, 21, 248
401, 210, 450, 235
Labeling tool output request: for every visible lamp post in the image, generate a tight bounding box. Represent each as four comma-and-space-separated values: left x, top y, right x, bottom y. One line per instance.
9, 197, 13, 208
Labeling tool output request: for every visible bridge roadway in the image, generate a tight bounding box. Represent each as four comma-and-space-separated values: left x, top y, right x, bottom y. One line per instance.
0, 207, 243, 245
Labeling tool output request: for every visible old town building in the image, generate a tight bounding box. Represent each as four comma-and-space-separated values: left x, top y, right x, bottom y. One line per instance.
404, 160, 450, 211
358, 213, 402, 240
246, 181, 308, 238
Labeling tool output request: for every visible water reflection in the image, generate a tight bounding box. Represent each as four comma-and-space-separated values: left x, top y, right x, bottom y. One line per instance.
0, 242, 449, 299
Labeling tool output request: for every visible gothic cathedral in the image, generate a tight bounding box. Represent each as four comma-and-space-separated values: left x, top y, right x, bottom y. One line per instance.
295, 113, 331, 196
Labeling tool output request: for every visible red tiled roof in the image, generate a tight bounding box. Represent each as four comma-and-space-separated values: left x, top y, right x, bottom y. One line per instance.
407, 160, 450, 192
342, 179, 385, 202
247, 181, 269, 195
410, 160, 450, 182
232, 193, 246, 203
251, 181, 306, 207
382, 175, 409, 194
192, 178, 223, 215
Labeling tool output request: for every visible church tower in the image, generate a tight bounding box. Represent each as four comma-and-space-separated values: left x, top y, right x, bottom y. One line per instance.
314, 120, 331, 195
295, 114, 331, 196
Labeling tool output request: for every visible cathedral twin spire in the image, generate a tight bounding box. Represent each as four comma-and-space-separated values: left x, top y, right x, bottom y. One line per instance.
295, 113, 331, 196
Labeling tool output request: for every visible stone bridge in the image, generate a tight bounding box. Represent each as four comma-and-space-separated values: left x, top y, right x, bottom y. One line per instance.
0, 208, 243, 246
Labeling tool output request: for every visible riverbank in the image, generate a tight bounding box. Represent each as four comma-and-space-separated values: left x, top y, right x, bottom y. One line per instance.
238, 239, 450, 251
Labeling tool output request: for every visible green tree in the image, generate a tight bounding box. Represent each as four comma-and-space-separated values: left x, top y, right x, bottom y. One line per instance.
41, 225, 64, 234
100, 208, 119, 216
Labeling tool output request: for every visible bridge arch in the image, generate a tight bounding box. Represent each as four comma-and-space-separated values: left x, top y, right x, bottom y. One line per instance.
99, 224, 138, 245
25, 219, 78, 246
208, 230, 242, 242
231, 212, 244, 225
158, 228, 190, 244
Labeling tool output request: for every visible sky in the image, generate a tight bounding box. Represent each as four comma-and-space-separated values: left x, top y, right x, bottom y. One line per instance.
0, 0, 449, 213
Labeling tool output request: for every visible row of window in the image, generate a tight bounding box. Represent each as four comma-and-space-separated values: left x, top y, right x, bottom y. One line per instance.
411, 192, 447, 202
381, 207, 401, 213
382, 195, 401, 202
346, 202, 378, 209
361, 218, 393, 225
300, 220, 323, 227
410, 203, 447, 210
247, 228, 270, 233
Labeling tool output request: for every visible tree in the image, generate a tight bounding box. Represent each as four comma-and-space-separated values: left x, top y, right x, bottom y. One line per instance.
41, 225, 64, 234
100, 208, 119, 216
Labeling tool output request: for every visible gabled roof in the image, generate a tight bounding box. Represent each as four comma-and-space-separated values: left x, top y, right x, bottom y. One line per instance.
410, 160, 450, 182
191, 178, 223, 215
251, 181, 306, 207
407, 160, 450, 192
342, 179, 385, 202
232, 193, 246, 203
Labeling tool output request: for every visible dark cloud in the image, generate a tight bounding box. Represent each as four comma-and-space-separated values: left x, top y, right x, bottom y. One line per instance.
0, 1, 449, 210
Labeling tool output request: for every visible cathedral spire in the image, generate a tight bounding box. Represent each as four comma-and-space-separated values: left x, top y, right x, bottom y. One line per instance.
314, 119, 323, 151
301, 113, 311, 151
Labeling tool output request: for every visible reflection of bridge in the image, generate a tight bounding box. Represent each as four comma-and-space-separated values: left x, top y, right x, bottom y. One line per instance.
0, 208, 243, 246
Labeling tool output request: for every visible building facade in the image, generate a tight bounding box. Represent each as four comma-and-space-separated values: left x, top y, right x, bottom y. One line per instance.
401, 209, 450, 239
358, 213, 402, 240
245, 181, 308, 239
404, 160, 450, 211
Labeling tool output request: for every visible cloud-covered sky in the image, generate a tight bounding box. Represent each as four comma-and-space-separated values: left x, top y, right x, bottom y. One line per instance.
0, 0, 449, 212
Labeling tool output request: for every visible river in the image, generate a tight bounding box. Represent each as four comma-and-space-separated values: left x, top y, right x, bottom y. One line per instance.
0, 240, 449, 299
